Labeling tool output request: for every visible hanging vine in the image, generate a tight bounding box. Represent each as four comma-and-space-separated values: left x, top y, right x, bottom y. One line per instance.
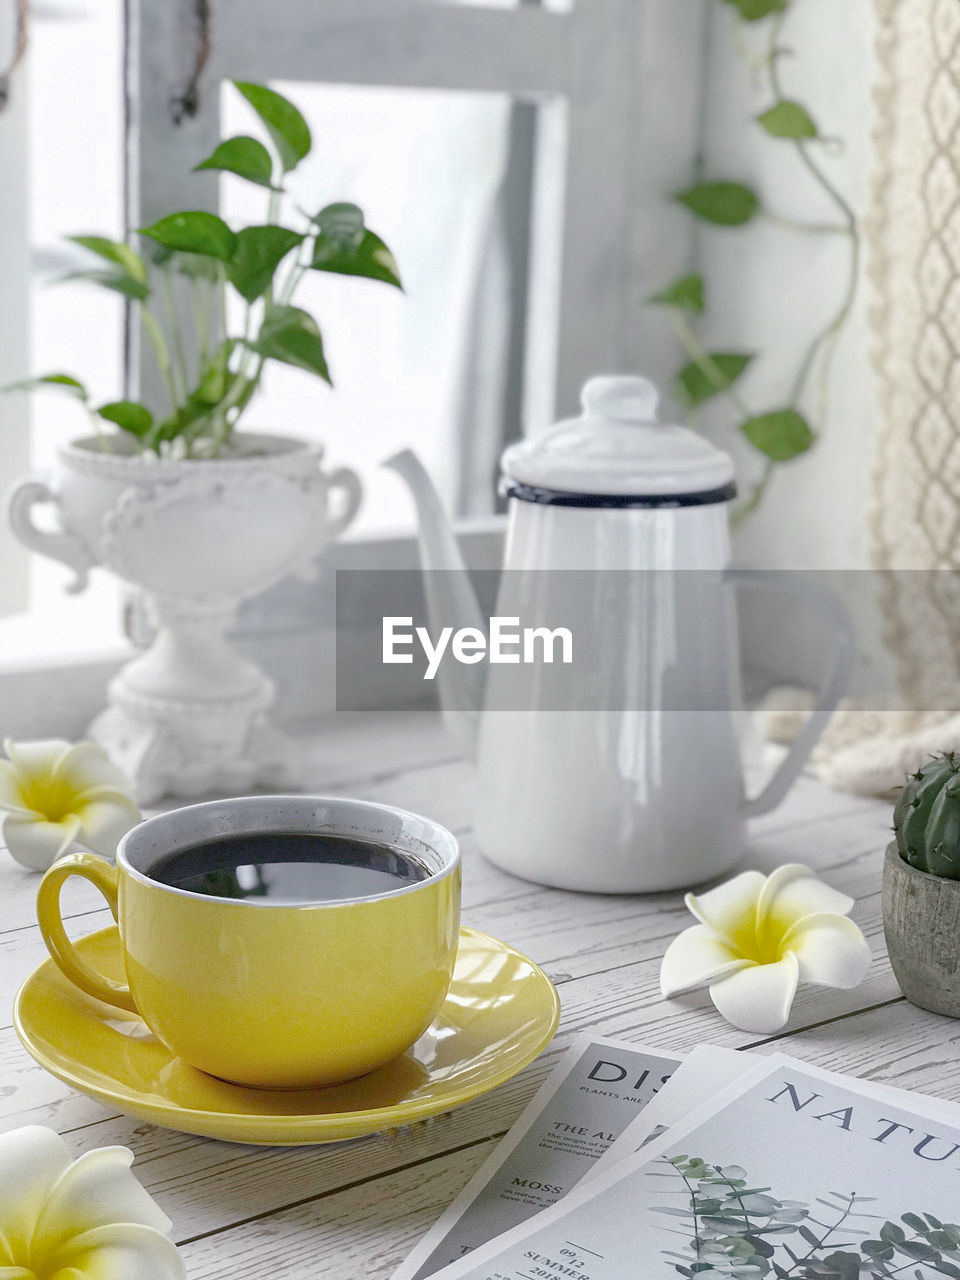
170, 0, 212, 124
650, 0, 860, 523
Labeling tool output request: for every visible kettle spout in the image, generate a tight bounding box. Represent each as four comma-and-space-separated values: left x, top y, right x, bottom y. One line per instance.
384, 449, 486, 760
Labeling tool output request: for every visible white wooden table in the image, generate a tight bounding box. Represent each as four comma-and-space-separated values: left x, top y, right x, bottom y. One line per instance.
0, 711, 954, 1279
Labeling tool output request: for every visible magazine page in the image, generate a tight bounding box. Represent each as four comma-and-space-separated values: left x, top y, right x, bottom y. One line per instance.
426, 1055, 960, 1280
590, 1045, 960, 1184
392, 1037, 679, 1280
586, 1044, 759, 1180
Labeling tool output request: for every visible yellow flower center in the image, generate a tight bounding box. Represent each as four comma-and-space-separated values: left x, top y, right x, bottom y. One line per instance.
729, 911, 790, 966
17, 774, 82, 823
1, 1252, 37, 1280
8, 1234, 58, 1279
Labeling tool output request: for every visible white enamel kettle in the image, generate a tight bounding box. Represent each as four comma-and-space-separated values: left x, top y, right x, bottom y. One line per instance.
387, 375, 853, 893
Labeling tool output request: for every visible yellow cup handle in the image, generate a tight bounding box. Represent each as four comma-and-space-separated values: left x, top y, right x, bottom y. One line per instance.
37, 852, 139, 1014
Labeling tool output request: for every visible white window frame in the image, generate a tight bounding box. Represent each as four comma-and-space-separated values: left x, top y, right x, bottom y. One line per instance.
0, 0, 708, 733
127, 0, 705, 432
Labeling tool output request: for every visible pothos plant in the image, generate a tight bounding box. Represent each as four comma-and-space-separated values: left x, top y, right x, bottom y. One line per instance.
12, 81, 401, 458
650, 0, 860, 522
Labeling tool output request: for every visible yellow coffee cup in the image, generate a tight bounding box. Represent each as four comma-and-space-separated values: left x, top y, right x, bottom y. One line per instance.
37, 795, 461, 1088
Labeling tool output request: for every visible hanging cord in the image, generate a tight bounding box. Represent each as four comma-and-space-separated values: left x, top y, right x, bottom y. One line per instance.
0, 0, 29, 112
170, 0, 211, 123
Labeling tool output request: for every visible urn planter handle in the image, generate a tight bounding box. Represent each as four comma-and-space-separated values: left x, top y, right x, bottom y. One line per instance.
7, 476, 97, 593
323, 465, 362, 541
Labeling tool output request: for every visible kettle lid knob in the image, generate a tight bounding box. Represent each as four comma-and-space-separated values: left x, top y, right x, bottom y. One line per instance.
500, 372, 737, 500
581, 376, 659, 424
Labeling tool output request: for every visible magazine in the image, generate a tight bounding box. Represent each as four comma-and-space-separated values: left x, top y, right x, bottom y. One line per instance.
587, 1044, 760, 1180
425, 1053, 960, 1280
590, 1044, 957, 1182
392, 1037, 685, 1279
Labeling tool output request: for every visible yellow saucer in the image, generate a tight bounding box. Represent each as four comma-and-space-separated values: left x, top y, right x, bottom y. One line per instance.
15, 926, 560, 1146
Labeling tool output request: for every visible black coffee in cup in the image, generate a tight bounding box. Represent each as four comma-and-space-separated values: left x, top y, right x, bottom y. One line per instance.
148, 832, 431, 903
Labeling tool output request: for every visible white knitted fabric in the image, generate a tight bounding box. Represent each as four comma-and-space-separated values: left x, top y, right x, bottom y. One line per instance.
761, 688, 960, 795
764, 0, 960, 795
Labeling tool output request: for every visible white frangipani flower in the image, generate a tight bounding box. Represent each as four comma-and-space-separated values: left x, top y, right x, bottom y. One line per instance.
660, 863, 871, 1034
0, 1125, 185, 1279
0, 740, 140, 872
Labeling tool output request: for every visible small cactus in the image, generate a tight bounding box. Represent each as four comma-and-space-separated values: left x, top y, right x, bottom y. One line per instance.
894, 753, 960, 879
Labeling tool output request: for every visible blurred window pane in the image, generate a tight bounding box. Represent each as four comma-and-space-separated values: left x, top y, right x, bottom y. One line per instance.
22, 0, 124, 637
222, 81, 519, 534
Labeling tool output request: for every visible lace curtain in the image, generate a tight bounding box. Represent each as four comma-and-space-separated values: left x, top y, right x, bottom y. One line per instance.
771, 0, 960, 793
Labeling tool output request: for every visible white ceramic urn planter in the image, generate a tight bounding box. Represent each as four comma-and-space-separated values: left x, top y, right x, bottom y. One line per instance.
8, 433, 361, 803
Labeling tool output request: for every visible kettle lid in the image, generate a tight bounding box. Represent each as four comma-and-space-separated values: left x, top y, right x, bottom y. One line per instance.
501, 375, 736, 504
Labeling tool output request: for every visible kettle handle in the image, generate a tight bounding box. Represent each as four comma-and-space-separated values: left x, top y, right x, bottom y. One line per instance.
725, 568, 855, 818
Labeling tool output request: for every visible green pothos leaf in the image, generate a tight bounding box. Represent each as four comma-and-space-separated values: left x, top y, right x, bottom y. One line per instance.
141, 211, 237, 262
675, 353, 753, 407
233, 81, 311, 172
314, 202, 365, 244
757, 100, 818, 139
97, 400, 154, 437
226, 225, 303, 302
69, 236, 149, 285
194, 135, 275, 187
650, 274, 704, 315
3, 373, 88, 400
741, 408, 814, 460
723, 0, 786, 19
193, 340, 237, 405
310, 204, 402, 289
253, 305, 331, 382
676, 182, 759, 227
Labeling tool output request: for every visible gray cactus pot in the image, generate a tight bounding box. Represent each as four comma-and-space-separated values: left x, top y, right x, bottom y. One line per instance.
883, 841, 960, 1018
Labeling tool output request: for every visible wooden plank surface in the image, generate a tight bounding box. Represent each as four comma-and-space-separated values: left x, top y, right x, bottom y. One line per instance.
0, 710, 951, 1280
